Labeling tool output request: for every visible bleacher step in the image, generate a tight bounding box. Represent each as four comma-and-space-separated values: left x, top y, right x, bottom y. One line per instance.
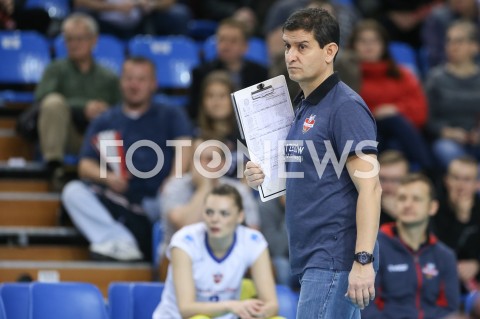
0, 226, 85, 246
0, 192, 60, 227
0, 179, 49, 192
0, 246, 89, 261
0, 161, 48, 179
0, 130, 33, 161
0, 261, 153, 296
0, 117, 16, 130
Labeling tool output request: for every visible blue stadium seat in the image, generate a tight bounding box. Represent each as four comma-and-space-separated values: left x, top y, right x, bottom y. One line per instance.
188, 20, 218, 41
389, 41, 419, 77
128, 36, 200, 89
54, 34, 125, 75
0, 283, 31, 319
0, 296, 6, 319
203, 35, 269, 67
108, 282, 165, 319
30, 282, 108, 319
25, 0, 70, 19
465, 290, 479, 315
276, 285, 299, 319
0, 31, 50, 85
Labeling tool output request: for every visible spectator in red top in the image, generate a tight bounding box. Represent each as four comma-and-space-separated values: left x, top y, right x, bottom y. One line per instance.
349, 19, 433, 171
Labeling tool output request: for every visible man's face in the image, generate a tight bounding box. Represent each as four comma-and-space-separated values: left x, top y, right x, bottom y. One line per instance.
282, 29, 330, 85
395, 181, 437, 226
445, 160, 478, 202
379, 162, 409, 197
120, 62, 157, 108
216, 25, 248, 64
63, 21, 96, 62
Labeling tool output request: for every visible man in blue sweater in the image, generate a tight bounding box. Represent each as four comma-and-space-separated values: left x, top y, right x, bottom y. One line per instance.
363, 173, 460, 319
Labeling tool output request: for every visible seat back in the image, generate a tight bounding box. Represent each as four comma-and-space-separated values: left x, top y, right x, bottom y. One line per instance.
276, 285, 299, 319
389, 41, 419, 76
128, 36, 200, 89
54, 34, 125, 75
24, 0, 70, 19
0, 283, 31, 319
203, 36, 269, 66
30, 282, 108, 319
0, 31, 51, 84
0, 295, 6, 319
108, 282, 165, 319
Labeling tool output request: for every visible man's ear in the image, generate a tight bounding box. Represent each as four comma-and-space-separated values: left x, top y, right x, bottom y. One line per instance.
325, 42, 339, 64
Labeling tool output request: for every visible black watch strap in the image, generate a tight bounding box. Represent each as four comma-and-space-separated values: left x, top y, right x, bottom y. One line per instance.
354, 251, 374, 265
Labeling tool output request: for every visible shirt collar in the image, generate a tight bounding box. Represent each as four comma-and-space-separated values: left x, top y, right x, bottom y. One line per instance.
293, 72, 340, 106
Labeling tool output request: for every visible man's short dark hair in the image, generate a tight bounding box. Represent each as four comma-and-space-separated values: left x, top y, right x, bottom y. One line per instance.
123, 56, 157, 77
217, 18, 250, 41
400, 173, 436, 200
450, 155, 478, 168
206, 184, 244, 211
282, 8, 340, 49
379, 150, 409, 169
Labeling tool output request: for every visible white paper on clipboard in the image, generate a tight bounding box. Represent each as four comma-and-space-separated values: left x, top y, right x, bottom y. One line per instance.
231, 75, 294, 202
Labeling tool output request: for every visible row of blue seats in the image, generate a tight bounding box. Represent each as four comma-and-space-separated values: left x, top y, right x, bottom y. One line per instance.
0, 281, 299, 319
23, 0, 356, 20
0, 30, 420, 87
0, 31, 268, 105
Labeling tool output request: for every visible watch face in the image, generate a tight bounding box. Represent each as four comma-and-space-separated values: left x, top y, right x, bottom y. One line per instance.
356, 252, 372, 264
359, 253, 368, 263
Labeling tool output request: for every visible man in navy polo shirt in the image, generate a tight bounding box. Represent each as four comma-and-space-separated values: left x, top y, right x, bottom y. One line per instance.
245, 8, 382, 318
62, 57, 192, 262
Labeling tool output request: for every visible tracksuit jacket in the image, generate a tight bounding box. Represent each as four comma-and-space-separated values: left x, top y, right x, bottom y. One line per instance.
362, 223, 460, 319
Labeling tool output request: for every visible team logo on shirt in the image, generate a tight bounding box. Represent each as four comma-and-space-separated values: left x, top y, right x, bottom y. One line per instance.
213, 272, 223, 284
302, 114, 316, 133
422, 263, 439, 279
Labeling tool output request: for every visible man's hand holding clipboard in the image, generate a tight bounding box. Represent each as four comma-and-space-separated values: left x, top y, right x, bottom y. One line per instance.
231, 75, 294, 202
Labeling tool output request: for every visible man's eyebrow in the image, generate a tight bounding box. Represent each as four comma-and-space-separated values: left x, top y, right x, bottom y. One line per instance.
283, 40, 310, 45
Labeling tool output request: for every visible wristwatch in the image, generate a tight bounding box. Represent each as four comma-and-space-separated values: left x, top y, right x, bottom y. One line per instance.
354, 251, 374, 265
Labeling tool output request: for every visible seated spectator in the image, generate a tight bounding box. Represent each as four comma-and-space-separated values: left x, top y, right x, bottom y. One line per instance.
62, 57, 192, 262
0, 0, 51, 34
426, 20, 480, 169
188, 18, 268, 120
378, 150, 410, 225
266, 0, 358, 88
362, 173, 460, 319
74, 0, 191, 39
158, 138, 259, 262
349, 20, 433, 170
197, 71, 244, 177
377, 0, 442, 50
35, 13, 121, 188
422, 0, 480, 68
258, 195, 297, 289
433, 156, 480, 293
152, 184, 280, 319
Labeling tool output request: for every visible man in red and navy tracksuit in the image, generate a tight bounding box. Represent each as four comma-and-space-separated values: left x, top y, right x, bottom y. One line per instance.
363, 173, 460, 319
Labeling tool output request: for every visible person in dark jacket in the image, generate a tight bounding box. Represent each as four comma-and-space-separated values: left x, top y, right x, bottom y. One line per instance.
187, 18, 268, 120
363, 173, 460, 319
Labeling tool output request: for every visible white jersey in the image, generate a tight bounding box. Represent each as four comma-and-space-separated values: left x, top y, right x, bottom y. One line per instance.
153, 223, 268, 319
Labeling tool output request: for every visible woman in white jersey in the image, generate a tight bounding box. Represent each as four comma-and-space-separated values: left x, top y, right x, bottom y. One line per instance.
153, 184, 280, 319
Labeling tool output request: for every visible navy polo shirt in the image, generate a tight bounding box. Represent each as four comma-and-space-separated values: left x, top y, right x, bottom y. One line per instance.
81, 104, 192, 204
284, 73, 379, 275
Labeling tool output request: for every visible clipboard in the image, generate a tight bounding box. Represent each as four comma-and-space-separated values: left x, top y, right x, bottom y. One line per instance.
231, 75, 294, 202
